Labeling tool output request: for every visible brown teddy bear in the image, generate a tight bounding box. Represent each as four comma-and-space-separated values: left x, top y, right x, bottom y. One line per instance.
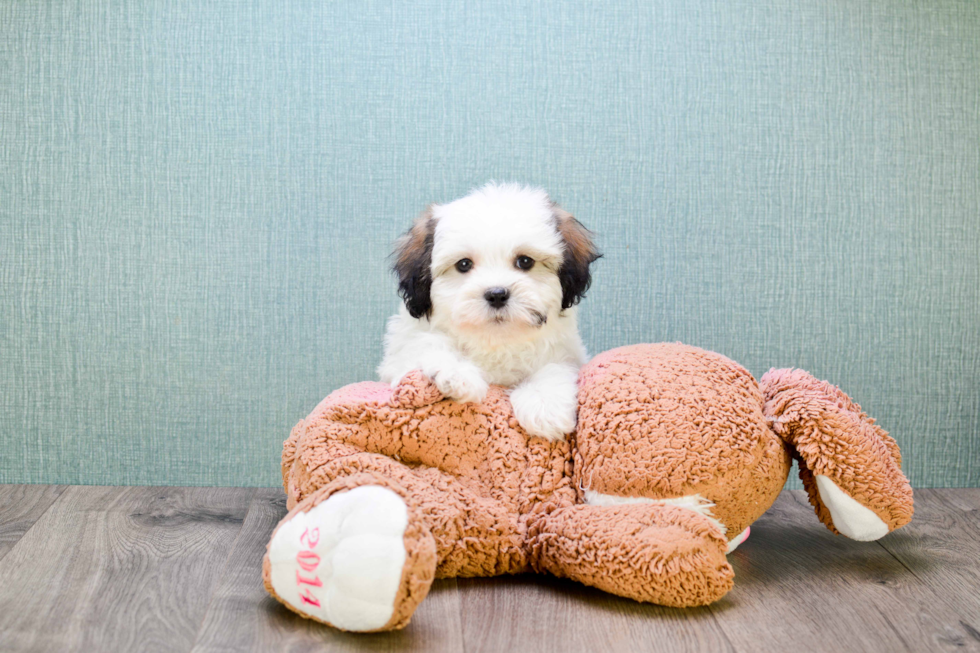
262, 343, 913, 632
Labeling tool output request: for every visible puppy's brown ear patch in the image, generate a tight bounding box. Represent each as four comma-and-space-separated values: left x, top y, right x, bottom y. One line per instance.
392, 207, 436, 319
554, 206, 601, 310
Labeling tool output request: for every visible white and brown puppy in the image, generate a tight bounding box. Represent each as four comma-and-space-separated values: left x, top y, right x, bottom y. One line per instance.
378, 182, 600, 441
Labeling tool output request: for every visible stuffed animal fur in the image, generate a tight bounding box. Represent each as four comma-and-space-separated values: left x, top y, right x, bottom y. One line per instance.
262, 343, 913, 632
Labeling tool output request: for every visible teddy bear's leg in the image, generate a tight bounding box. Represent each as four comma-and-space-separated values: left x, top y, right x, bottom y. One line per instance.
529, 503, 735, 607
263, 471, 436, 632
760, 368, 914, 541
265, 451, 525, 632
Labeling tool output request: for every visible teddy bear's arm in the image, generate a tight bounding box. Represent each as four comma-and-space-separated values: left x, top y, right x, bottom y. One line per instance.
760, 368, 914, 540
529, 503, 734, 607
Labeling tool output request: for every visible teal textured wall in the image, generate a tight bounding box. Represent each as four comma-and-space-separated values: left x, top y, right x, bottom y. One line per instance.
1, 0, 978, 488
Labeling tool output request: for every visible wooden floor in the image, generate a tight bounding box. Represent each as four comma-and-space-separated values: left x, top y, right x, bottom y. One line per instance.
0, 487, 978, 652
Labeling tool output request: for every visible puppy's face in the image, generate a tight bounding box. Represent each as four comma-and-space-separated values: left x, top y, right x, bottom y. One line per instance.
393, 183, 599, 344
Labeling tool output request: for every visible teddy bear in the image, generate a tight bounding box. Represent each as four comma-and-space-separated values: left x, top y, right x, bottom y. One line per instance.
262, 343, 913, 632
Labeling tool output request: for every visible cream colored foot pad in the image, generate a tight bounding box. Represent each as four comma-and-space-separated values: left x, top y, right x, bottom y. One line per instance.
815, 475, 889, 541
267, 486, 408, 631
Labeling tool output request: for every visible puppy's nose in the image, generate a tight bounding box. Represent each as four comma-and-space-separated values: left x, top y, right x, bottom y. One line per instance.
484, 287, 510, 309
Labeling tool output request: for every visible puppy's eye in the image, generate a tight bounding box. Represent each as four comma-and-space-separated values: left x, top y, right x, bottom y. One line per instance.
515, 255, 535, 271
455, 258, 473, 273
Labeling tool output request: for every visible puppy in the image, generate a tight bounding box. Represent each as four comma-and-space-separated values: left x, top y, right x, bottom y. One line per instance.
378, 182, 600, 440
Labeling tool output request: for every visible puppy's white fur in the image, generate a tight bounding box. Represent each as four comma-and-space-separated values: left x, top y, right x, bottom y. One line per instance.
378, 183, 598, 441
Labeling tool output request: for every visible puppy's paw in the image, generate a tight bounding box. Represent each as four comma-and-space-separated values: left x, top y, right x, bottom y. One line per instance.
431, 363, 489, 404
509, 382, 577, 441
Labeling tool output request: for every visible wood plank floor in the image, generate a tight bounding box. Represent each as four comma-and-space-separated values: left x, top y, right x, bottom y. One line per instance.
0, 486, 977, 653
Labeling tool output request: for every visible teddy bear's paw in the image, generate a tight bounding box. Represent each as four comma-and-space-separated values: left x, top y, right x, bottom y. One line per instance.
388, 370, 444, 409
431, 363, 489, 405
761, 367, 913, 535
509, 382, 577, 441
265, 486, 411, 631
814, 475, 890, 541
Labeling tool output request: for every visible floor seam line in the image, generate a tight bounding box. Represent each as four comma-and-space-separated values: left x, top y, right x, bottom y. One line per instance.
874, 539, 917, 577
186, 487, 258, 653
705, 603, 741, 653
0, 484, 71, 565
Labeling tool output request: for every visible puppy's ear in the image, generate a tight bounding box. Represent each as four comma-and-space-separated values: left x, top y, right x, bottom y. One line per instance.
392, 207, 436, 319
553, 206, 601, 310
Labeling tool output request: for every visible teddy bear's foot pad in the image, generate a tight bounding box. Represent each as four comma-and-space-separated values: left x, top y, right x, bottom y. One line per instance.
266, 486, 409, 631
814, 475, 889, 541
726, 527, 750, 552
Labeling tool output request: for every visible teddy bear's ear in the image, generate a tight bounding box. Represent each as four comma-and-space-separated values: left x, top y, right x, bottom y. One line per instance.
553, 205, 601, 310
392, 207, 437, 319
